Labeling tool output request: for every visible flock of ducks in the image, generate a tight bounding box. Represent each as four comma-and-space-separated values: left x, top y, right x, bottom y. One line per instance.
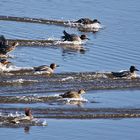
0, 17, 139, 123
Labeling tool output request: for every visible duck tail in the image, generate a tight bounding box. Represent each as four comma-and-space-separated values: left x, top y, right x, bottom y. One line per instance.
63, 30, 69, 36
59, 94, 64, 97
33, 66, 39, 71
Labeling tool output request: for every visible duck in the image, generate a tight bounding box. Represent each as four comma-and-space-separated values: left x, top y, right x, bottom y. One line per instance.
11, 108, 33, 124
59, 89, 86, 98
111, 66, 139, 78
34, 63, 59, 74
0, 35, 19, 55
0, 59, 11, 71
62, 30, 89, 44
75, 18, 101, 24
75, 18, 101, 29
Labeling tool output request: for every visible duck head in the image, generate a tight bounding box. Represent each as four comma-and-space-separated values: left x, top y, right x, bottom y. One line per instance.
78, 89, 86, 94
50, 63, 59, 70
92, 19, 101, 24
12, 42, 19, 47
130, 66, 139, 73
25, 108, 32, 117
80, 34, 89, 40
0, 59, 11, 65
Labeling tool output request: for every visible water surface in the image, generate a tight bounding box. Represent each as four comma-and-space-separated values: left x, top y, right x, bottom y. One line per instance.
0, 0, 140, 139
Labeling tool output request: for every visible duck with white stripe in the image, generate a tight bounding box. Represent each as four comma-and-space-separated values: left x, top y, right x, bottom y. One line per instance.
111, 66, 139, 78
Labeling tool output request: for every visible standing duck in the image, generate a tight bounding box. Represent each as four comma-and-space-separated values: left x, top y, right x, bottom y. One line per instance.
60, 89, 86, 98
111, 66, 139, 78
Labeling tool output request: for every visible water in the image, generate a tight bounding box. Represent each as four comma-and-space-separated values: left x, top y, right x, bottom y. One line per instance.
0, 0, 140, 139
1, 119, 140, 140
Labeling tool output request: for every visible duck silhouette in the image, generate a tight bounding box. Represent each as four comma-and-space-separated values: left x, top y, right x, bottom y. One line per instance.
34, 63, 59, 74
60, 89, 86, 98
62, 30, 89, 43
111, 66, 139, 78
75, 18, 101, 24
11, 108, 33, 124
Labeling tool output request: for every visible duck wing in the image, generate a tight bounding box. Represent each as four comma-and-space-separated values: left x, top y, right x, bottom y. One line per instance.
34, 65, 49, 71
76, 18, 92, 24
60, 91, 73, 98
62, 30, 72, 41
112, 71, 130, 77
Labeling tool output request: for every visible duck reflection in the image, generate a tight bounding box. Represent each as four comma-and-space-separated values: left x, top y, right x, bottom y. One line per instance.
61, 44, 86, 56
24, 126, 30, 134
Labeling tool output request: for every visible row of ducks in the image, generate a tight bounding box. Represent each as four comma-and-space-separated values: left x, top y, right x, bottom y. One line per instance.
0, 18, 102, 56
0, 18, 92, 74
1, 17, 139, 124
0, 31, 88, 56
8, 90, 85, 123
0, 59, 139, 78
0, 59, 58, 74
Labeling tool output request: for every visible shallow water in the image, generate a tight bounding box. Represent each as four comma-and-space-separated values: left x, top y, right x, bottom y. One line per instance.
1, 119, 140, 140
0, 0, 140, 139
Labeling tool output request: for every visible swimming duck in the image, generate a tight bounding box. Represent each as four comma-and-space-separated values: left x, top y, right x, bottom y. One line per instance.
75, 18, 101, 29
0, 59, 11, 70
111, 66, 139, 78
34, 63, 59, 74
60, 89, 86, 98
11, 108, 33, 124
0, 35, 19, 55
75, 18, 101, 24
62, 30, 89, 43
24, 108, 33, 120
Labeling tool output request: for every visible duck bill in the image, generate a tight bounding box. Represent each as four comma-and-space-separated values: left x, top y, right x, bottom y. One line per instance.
135, 69, 139, 71
56, 65, 60, 67
86, 38, 90, 40
4, 61, 11, 65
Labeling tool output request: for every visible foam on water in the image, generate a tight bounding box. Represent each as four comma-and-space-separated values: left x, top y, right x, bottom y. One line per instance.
8, 112, 24, 117
61, 76, 74, 81
58, 97, 88, 103
5, 79, 38, 84
5, 65, 34, 71
54, 40, 84, 45
65, 21, 103, 29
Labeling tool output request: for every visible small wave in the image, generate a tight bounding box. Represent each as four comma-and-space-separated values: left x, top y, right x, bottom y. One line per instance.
61, 76, 74, 81
0, 95, 61, 103
54, 40, 84, 45
34, 71, 51, 75
65, 21, 103, 29
8, 112, 24, 117
58, 97, 88, 104
35, 119, 48, 126
5, 79, 38, 84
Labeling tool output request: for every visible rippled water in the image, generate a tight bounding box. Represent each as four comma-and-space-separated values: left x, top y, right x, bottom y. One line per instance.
0, 0, 140, 139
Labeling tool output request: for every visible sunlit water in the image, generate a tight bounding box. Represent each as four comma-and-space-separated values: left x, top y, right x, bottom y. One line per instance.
0, 0, 140, 139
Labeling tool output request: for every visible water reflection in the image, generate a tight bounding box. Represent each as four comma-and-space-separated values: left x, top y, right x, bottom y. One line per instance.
24, 126, 30, 134
60, 44, 86, 56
